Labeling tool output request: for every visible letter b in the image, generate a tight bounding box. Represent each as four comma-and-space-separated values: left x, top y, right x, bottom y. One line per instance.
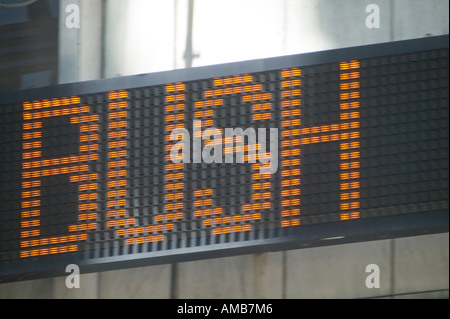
240, 304, 247, 314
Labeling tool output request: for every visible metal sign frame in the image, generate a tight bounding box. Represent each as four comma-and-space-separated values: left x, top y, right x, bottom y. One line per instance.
0, 35, 448, 284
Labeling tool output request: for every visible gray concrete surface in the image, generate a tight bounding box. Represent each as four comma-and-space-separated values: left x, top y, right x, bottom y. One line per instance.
394, 234, 449, 295
285, 238, 392, 299
176, 252, 283, 299
0, 233, 448, 298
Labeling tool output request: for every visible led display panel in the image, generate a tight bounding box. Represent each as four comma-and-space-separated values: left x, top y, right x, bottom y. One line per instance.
0, 36, 448, 283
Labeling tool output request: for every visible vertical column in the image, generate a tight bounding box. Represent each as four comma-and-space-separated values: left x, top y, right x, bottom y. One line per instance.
279, 68, 302, 227
339, 61, 361, 220
67, 99, 99, 234
106, 90, 135, 230
73, 97, 100, 233
162, 83, 186, 230
21, 110, 43, 244
247, 82, 273, 227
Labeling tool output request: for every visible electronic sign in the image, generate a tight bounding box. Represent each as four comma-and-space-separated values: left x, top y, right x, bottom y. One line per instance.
0, 35, 448, 283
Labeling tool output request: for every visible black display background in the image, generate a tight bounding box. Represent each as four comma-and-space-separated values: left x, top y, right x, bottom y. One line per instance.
0, 36, 448, 283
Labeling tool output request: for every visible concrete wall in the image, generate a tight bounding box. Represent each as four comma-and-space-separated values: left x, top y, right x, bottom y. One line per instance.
1, 0, 448, 299
1, 233, 448, 298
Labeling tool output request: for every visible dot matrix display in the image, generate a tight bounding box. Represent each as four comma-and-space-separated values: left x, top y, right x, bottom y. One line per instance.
0, 36, 448, 283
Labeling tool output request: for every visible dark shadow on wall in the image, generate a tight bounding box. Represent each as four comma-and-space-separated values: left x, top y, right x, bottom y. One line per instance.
0, 0, 59, 92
